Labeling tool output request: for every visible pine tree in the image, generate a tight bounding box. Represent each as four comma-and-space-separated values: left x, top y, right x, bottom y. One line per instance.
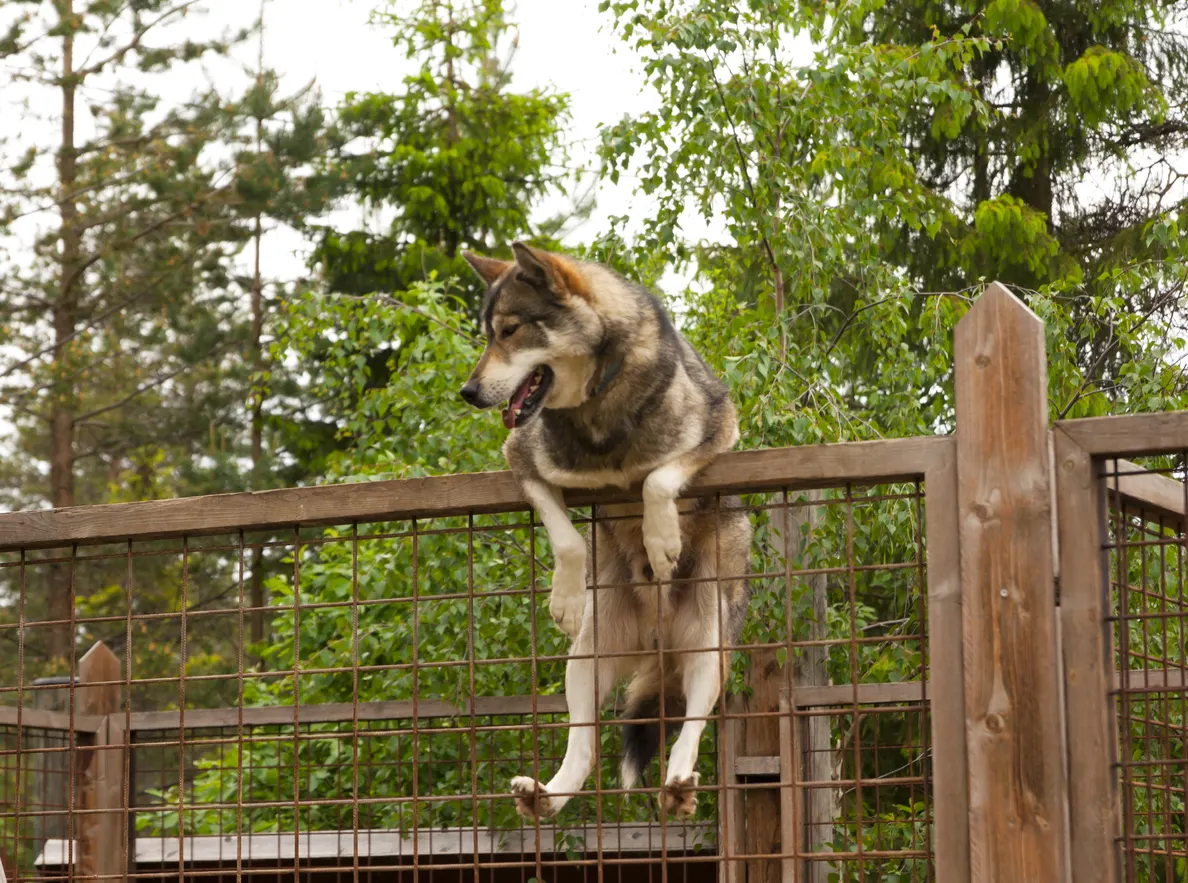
312, 0, 583, 309
216, 1, 339, 657
0, 1, 261, 665
275, 0, 584, 477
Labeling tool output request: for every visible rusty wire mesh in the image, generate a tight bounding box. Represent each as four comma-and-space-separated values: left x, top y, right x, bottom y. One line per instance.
1104, 456, 1188, 883
0, 479, 936, 883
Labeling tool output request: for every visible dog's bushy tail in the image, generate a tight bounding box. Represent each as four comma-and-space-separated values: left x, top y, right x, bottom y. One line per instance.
620, 678, 683, 789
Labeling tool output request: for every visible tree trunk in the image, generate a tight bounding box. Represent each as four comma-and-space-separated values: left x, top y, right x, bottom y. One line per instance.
249, 6, 267, 663
250, 212, 267, 662
48, 0, 80, 666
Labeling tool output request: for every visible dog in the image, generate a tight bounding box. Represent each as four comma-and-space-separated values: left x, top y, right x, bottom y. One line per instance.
459, 242, 752, 820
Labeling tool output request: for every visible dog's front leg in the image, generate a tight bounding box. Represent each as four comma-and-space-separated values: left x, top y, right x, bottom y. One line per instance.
641, 456, 709, 582
520, 479, 586, 637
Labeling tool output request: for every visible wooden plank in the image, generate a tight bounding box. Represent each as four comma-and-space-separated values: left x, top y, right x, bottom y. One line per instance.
1056, 411, 1188, 457
954, 283, 1069, 882
126, 694, 570, 732
76, 642, 126, 883
35, 823, 718, 866
1109, 460, 1184, 528
790, 681, 925, 708
741, 648, 783, 883
1110, 667, 1188, 692
786, 491, 832, 883
735, 756, 781, 778
720, 706, 745, 883
0, 436, 949, 551
924, 439, 971, 882
777, 691, 797, 883
0, 705, 103, 734
1054, 429, 1121, 883
124, 683, 926, 735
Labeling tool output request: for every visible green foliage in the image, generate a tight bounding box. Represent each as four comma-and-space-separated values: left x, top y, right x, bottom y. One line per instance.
1063, 46, 1157, 127
275, 281, 506, 478
837, 0, 1188, 389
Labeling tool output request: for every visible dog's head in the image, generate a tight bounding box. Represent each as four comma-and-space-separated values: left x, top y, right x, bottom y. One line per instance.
459, 242, 603, 429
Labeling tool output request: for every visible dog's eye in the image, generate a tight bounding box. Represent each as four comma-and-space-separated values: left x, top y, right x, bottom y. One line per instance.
500, 324, 519, 340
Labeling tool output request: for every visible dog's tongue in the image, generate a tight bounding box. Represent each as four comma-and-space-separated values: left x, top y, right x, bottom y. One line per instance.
502, 376, 535, 429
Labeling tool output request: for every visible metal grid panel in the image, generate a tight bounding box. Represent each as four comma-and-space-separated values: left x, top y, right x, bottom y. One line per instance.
0, 479, 935, 883
0, 723, 72, 878
1104, 456, 1188, 883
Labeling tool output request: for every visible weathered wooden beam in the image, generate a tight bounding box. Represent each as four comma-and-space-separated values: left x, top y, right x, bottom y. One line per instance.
1056, 411, 1188, 457
0, 436, 950, 551
76, 642, 126, 883
120, 680, 930, 735
0, 706, 104, 734
1107, 459, 1184, 529
1054, 427, 1121, 883
924, 432, 971, 883
954, 282, 1069, 882
36, 822, 718, 866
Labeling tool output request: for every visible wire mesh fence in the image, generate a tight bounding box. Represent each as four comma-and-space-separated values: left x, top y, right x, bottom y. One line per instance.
1104, 454, 1188, 883
0, 475, 939, 883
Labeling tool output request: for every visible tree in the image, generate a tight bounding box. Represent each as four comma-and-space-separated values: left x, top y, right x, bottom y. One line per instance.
0, 0, 257, 666
217, 1, 340, 653
838, 0, 1188, 415
312, 0, 584, 309
279, 0, 586, 476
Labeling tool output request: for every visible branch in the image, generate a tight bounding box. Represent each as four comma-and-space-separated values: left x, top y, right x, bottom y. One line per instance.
0, 278, 166, 383
75, 362, 190, 424
76, 1, 205, 78
64, 177, 232, 296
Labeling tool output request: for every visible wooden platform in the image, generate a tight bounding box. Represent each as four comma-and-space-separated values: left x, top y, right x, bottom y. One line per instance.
36, 822, 717, 866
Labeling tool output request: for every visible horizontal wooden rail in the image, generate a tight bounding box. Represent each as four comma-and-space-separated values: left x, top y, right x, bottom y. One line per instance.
0, 436, 950, 551
1111, 667, 1188, 693
123, 680, 932, 734
1110, 459, 1184, 529
0, 705, 104, 734
1057, 411, 1188, 457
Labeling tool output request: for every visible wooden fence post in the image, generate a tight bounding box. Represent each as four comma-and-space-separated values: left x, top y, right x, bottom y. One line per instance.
77, 641, 126, 882
1054, 428, 1121, 883
924, 437, 971, 881
954, 282, 1070, 881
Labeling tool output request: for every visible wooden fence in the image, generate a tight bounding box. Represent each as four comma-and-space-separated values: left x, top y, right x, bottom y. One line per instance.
0, 282, 1183, 883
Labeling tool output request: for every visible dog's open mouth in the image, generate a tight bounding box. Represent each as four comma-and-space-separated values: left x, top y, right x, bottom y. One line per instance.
502, 366, 553, 429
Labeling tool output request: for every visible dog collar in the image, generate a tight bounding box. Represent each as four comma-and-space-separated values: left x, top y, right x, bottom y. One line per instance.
591, 355, 623, 398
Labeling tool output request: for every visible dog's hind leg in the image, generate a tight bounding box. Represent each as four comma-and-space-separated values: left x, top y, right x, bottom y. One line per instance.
510, 588, 634, 820
658, 511, 750, 819
659, 629, 721, 819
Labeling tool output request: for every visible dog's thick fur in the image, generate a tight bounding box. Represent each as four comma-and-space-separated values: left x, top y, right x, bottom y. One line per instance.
460, 242, 752, 820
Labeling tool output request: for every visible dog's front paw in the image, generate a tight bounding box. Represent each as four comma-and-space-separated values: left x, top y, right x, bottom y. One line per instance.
548, 588, 585, 638
659, 772, 700, 819
643, 518, 682, 582
510, 776, 557, 820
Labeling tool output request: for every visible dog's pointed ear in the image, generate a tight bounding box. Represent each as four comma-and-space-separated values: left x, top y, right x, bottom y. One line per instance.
512, 241, 589, 300
462, 250, 510, 287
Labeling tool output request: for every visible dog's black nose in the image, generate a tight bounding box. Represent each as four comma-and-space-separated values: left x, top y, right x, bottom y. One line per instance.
460, 381, 481, 406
